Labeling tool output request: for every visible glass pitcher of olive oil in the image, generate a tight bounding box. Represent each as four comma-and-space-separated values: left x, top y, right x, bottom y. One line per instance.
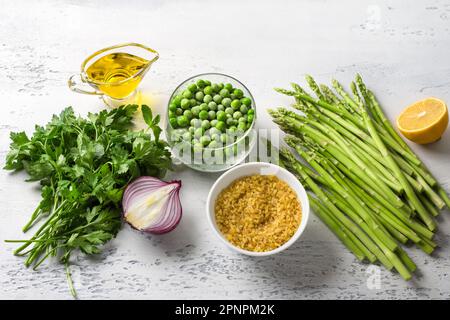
68, 43, 159, 107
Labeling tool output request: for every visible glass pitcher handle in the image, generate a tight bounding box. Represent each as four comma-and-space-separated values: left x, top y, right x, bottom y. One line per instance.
68, 74, 102, 95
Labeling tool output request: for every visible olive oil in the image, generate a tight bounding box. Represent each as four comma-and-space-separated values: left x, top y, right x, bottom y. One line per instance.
86, 52, 149, 99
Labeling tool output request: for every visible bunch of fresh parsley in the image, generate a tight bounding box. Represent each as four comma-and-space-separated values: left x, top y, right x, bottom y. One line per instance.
4, 105, 171, 296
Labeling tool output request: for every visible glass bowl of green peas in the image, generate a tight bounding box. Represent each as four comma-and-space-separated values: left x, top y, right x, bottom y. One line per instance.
166, 73, 257, 172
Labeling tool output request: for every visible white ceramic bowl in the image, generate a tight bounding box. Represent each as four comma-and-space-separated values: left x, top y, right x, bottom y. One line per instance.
206, 162, 310, 256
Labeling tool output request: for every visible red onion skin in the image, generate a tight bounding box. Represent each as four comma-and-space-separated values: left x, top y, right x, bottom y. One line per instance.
122, 177, 182, 234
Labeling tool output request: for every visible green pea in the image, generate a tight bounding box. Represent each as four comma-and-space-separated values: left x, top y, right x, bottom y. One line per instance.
176, 107, 184, 115
177, 129, 189, 140
224, 83, 233, 91
246, 122, 252, 130
218, 83, 224, 90
204, 79, 211, 86
180, 98, 190, 109
208, 110, 216, 120
178, 129, 192, 141
176, 128, 188, 134
182, 131, 192, 141
188, 83, 198, 92
216, 110, 227, 122
172, 95, 182, 107
191, 106, 201, 117
201, 120, 211, 130
216, 121, 226, 132
169, 103, 177, 112
210, 133, 220, 142
189, 126, 195, 134
200, 135, 211, 146
238, 115, 247, 123
193, 142, 203, 153
230, 94, 236, 100
203, 94, 213, 103
210, 119, 218, 127
182, 89, 193, 99
247, 114, 254, 123
219, 88, 230, 98
191, 118, 201, 128
199, 110, 209, 120
226, 117, 236, 126
200, 103, 209, 111
225, 107, 234, 115
184, 110, 193, 120
189, 98, 197, 107
209, 127, 221, 136
177, 115, 189, 127
237, 121, 247, 131
241, 97, 252, 107
194, 127, 204, 139
213, 94, 222, 104
217, 104, 224, 111
211, 83, 220, 93
195, 91, 205, 101
240, 105, 248, 114
233, 111, 242, 120
220, 133, 227, 143
208, 101, 217, 111
247, 108, 255, 115
231, 99, 241, 110
169, 117, 178, 128
204, 86, 213, 95
222, 97, 232, 107
168, 110, 176, 118
228, 126, 237, 133
233, 89, 244, 98
196, 79, 206, 88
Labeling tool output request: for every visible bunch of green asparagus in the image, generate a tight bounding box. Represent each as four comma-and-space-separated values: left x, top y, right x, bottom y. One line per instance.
269, 74, 450, 280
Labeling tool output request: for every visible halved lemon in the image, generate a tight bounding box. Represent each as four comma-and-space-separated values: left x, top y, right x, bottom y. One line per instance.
397, 97, 448, 144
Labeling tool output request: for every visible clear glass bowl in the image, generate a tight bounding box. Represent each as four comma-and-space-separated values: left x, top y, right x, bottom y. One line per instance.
165, 73, 257, 172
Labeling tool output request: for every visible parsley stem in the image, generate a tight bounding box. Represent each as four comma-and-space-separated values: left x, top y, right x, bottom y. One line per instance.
6, 238, 62, 243
13, 200, 65, 255
33, 246, 60, 270
25, 242, 46, 267
22, 204, 42, 232
65, 263, 77, 299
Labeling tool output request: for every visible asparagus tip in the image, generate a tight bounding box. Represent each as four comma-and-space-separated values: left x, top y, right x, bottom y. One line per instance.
355, 73, 363, 82
331, 78, 341, 89
284, 135, 302, 147
274, 87, 296, 96
267, 109, 278, 117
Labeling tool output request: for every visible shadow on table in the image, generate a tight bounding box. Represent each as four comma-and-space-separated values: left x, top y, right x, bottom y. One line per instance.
144, 211, 199, 258
235, 225, 341, 290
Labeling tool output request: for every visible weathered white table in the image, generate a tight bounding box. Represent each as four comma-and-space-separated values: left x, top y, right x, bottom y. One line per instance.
1, 0, 450, 299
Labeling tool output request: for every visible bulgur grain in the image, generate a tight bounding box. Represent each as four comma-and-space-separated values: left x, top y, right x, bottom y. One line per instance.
214, 174, 302, 252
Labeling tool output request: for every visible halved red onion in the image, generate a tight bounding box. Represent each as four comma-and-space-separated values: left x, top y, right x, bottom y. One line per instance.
122, 176, 182, 234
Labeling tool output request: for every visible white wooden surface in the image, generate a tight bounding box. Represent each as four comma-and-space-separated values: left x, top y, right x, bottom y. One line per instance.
1, 0, 450, 299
